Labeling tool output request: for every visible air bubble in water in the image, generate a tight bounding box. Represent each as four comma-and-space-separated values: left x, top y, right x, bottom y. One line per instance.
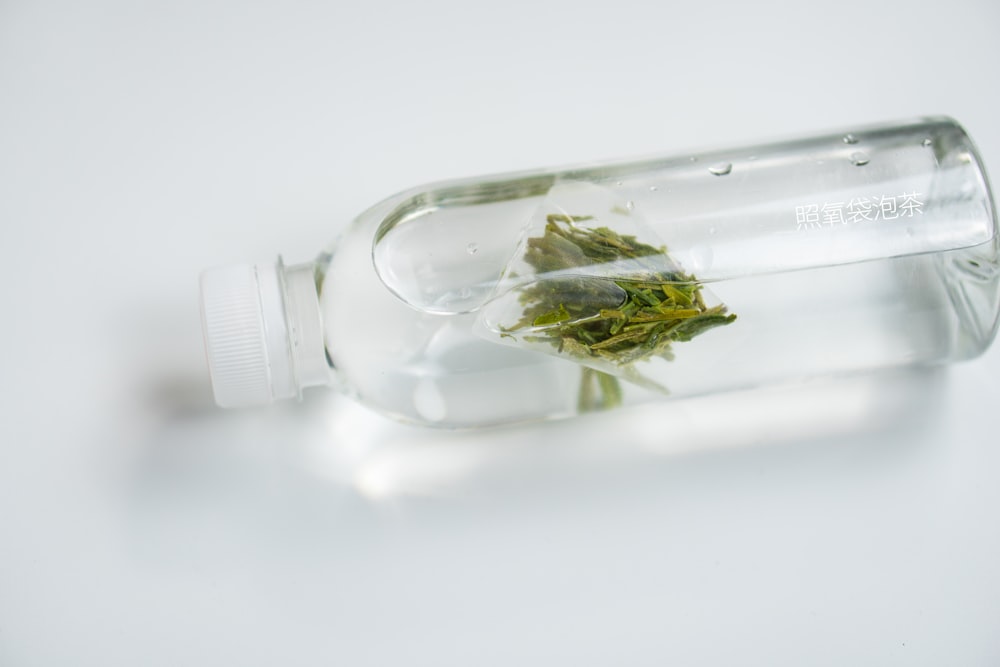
849, 151, 870, 166
625, 200, 635, 211
708, 162, 732, 176
649, 185, 659, 192
922, 138, 932, 147
466, 243, 479, 255
843, 133, 859, 144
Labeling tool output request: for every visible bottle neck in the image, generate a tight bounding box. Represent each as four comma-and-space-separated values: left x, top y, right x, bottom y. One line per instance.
276, 260, 330, 398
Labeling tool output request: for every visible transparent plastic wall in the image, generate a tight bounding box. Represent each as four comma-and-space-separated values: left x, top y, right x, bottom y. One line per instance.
309, 117, 999, 426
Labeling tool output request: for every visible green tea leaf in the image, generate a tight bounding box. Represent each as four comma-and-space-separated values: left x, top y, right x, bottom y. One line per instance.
511, 215, 737, 411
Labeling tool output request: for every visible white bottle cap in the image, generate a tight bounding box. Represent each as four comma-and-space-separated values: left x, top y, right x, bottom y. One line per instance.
199, 260, 297, 407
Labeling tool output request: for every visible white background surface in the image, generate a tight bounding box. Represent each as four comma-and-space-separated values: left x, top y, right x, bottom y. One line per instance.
2, 1, 999, 664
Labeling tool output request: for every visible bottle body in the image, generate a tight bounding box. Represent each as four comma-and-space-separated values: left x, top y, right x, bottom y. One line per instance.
203, 117, 1000, 427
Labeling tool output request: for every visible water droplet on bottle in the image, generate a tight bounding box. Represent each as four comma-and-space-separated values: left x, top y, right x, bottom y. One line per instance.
843, 133, 859, 144
708, 162, 732, 176
709, 226, 717, 235
615, 180, 623, 186
849, 151, 870, 166
649, 185, 659, 192
747, 155, 759, 161
466, 243, 478, 255
625, 200, 635, 211
921, 138, 932, 147
689, 156, 698, 163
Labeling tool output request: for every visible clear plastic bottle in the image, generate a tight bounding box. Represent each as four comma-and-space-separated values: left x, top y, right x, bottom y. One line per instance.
200, 117, 999, 427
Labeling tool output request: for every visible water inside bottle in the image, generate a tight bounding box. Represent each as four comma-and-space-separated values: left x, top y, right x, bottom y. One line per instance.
372, 173, 997, 394
342, 122, 999, 424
